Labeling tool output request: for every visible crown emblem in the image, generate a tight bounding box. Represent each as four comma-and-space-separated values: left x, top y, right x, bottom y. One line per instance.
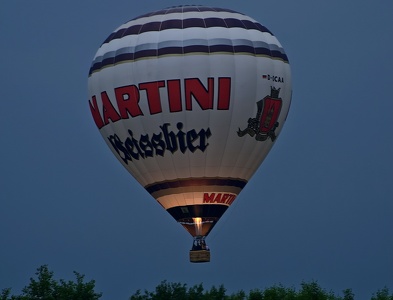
237, 86, 283, 142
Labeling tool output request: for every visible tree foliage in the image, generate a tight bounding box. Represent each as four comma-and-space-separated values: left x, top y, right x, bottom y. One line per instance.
1, 265, 102, 300
2, 266, 393, 300
371, 287, 393, 300
129, 280, 393, 300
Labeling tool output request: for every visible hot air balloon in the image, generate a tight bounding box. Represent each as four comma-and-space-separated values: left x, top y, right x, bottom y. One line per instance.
88, 5, 291, 263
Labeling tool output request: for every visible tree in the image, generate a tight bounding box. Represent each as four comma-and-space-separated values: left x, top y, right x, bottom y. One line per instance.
371, 287, 393, 300
342, 288, 354, 300
1, 265, 102, 300
203, 284, 227, 300
297, 281, 338, 300
262, 284, 297, 300
0, 288, 13, 300
19, 265, 57, 299
187, 283, 204, 300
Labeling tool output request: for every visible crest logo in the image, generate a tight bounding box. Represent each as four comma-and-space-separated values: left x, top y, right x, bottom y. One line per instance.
237, 87, 282, 142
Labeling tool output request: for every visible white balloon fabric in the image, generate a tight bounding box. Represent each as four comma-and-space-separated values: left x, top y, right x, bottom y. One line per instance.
88, 5, 292, 237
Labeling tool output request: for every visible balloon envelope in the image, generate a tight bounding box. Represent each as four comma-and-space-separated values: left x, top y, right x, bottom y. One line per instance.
88, 5, 291, 238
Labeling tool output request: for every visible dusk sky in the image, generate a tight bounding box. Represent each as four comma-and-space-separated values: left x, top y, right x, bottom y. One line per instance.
1, 1, 392, 299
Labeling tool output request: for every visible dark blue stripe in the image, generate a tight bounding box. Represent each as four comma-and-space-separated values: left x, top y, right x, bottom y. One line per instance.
255, 47, 274, 56
140, 22, 161, 33
100, 57, 115, 67
103, 17, 273, 45
88, 45, 288, 75
114, 52, 134, 63
160, 19, 183, 30
184, 45, 210, 53
204, 18, 226, 27
183, 18, 205, 28
270, 50, 288, 62
209, 44, 234, 53
233, 45, 256, 53
158, 47, 183, 56
134, 49, 157, 60
145, 178, 247, 194
124, 25, 142, 36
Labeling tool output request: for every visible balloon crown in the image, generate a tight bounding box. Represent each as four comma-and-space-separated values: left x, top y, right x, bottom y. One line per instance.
270, 86, 281, 98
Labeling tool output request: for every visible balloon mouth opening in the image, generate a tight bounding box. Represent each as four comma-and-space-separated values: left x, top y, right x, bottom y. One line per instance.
166, 204, 229, 237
